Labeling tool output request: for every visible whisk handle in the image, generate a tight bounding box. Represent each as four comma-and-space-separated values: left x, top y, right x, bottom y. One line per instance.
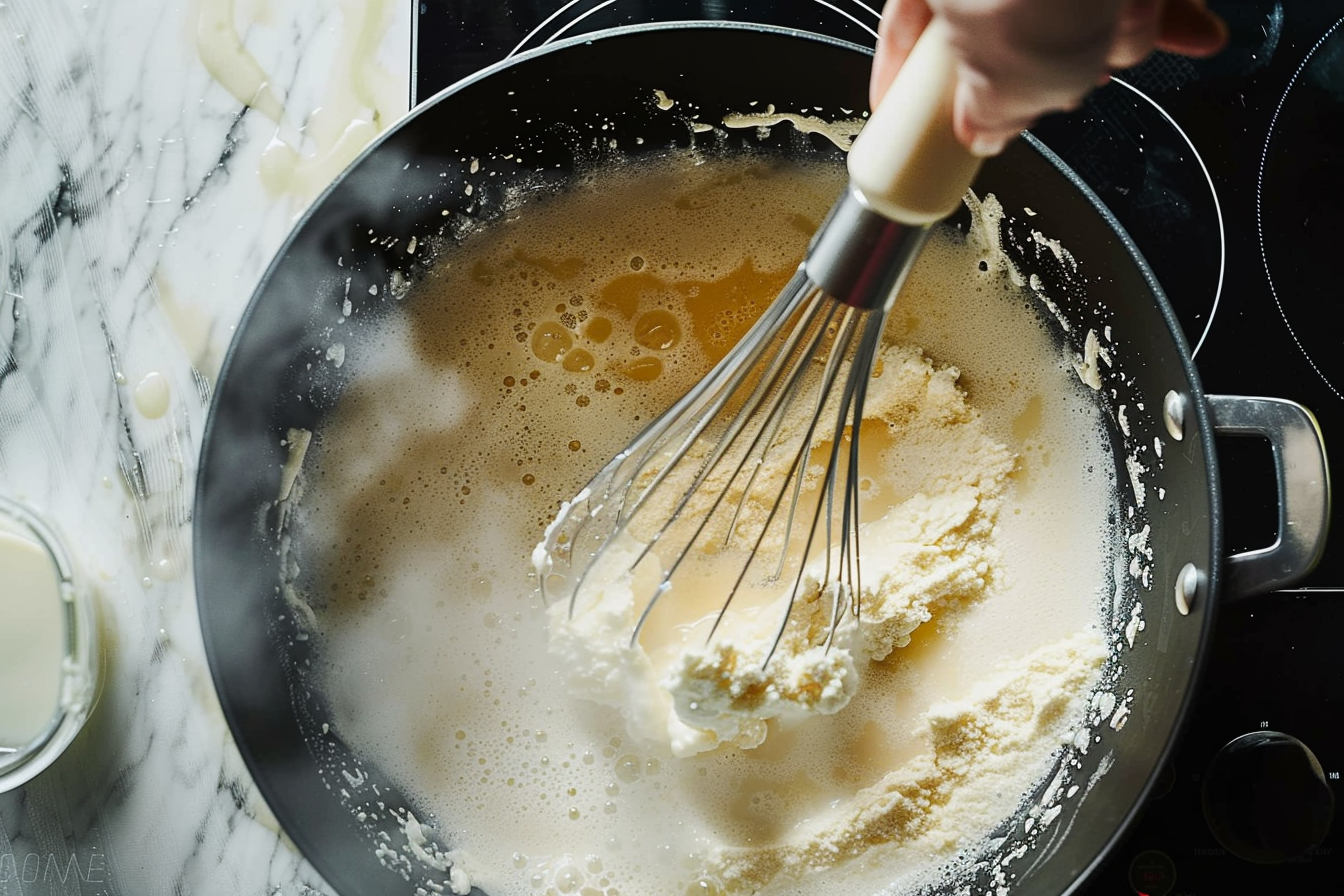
847, 17, 982, 226
805, 189, 930, 313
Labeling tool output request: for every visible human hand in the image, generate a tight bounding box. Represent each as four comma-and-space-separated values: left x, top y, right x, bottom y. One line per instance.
869, 0, 1228, 157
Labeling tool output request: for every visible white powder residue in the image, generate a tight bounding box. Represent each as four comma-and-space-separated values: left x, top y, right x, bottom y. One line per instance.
965, 191, 1026, 285
1028, 275, 1070, 332
1092, 690, 1117, 719
707, 631, 1107, 892
548, 343, 1015, 756
1031, 229, 1079, 272
545, 533, 729, 756
1127, 524, 1151, 555
1110, 690, 1135, 730
1073, 329, 1109, 391
1124, 601, 1146, 648
721, 105, 866, 151
403, 813, 451, 872
1126, 455, 1147, 508
1127, 524, 1152, 583
326, 343, 346, 368
667, 476, 1011, 750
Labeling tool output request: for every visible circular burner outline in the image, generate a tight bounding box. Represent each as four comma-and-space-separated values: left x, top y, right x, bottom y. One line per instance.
1108, 76, 1227, 358
505, 0, 881, 57
1257, 15, 1344, 401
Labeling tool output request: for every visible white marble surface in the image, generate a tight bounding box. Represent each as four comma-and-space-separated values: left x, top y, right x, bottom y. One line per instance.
1, 1, 410, 892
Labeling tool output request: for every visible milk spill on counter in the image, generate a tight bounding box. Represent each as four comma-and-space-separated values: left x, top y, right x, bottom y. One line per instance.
284, 153, 1129, 895
194, 0, 405, 204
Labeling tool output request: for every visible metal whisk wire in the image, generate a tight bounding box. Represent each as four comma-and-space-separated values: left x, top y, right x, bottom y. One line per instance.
536, 19, 983, 671
638, 287, 868, 658
540, 256, 896, 667
549, 268, 820, 616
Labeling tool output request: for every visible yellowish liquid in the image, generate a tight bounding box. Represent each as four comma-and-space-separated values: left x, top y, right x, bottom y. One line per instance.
296, 154, 1115, 895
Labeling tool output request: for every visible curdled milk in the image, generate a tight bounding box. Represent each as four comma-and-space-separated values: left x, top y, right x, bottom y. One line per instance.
293, 154, 1117, 895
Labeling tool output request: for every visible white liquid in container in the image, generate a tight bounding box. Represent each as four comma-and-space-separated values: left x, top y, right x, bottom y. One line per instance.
0, 526, 65, 748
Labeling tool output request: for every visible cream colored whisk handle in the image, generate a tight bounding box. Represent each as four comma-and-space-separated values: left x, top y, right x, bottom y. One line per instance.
847, 17, 983, 226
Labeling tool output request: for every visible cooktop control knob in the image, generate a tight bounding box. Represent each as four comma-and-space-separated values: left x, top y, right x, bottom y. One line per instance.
1201, 730, 1335, 863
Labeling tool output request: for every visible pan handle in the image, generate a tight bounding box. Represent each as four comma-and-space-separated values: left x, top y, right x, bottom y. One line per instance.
1207, 395, 1332, 600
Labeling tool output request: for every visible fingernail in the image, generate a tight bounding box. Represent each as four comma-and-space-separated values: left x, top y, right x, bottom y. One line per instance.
970, 134, 1008, 158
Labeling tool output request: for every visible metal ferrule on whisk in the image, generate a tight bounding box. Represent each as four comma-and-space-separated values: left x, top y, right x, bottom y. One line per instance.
804, 185, 932, 314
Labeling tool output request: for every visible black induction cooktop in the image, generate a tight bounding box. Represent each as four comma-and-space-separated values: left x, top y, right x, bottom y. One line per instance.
412, 2, 1341, 892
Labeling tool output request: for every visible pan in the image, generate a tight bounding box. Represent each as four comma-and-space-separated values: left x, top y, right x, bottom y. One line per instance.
194, 22, 1329, 896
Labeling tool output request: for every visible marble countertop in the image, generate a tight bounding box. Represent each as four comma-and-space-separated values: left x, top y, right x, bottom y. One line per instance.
7, 2, 1341, 892
1, 1, 411, 892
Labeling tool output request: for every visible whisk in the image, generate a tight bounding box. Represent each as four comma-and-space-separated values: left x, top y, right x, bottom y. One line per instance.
537, 21, 983, 665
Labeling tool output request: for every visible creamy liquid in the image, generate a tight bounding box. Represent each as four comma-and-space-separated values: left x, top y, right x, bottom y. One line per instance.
0, 525, 65, 748
293, 154, 1116, 895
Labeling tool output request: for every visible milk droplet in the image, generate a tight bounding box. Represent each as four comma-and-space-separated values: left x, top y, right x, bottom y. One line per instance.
134, 371, 170, 419
151, 556, 177, 581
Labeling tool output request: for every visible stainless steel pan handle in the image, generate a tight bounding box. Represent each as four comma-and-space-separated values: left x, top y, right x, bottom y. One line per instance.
1207, 395, 1331, 599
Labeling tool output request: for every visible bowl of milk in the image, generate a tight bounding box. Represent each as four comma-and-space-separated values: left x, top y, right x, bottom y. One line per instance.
0, 496, 100, 793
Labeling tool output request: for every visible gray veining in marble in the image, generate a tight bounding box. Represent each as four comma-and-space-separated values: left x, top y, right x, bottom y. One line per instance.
1, 0, 409, 892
